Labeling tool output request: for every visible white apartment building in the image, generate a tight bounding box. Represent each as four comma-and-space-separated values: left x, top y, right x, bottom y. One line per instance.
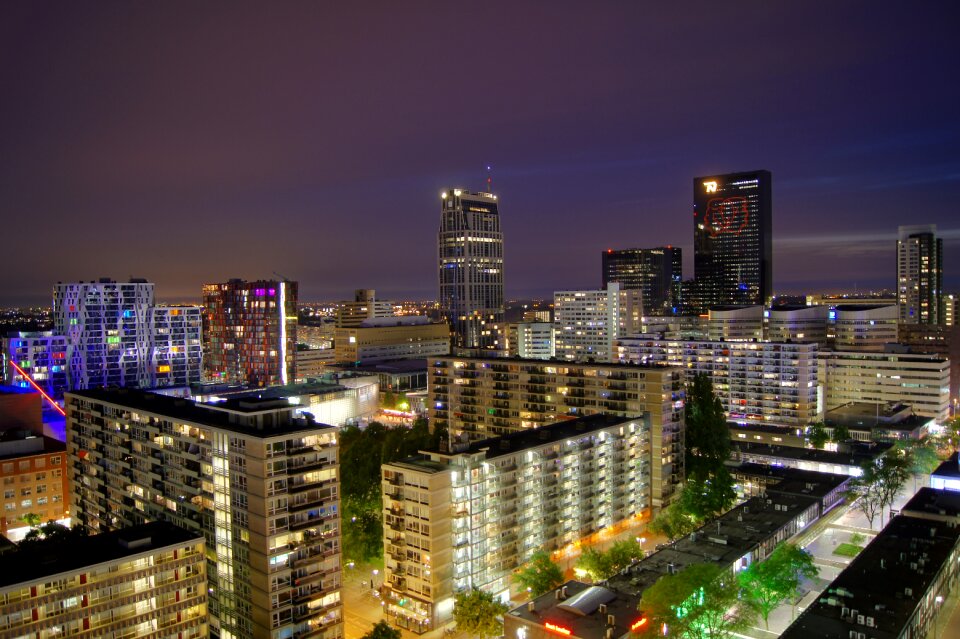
820, 351, 950, 421
381, 414, 649, 633
617, 336, 820, 426
765, 305, 829, 344
708, 305, 764, 341
554, 283, 642, 362
832, 304, 899, 351
506, 321, 555, 360
150, 305, 203, 389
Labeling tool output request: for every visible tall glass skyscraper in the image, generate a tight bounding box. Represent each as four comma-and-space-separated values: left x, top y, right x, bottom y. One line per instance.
693, 170, 772, 310
897, 224, 943, 324
602, 246, 682, 315
438, 188, 504, 352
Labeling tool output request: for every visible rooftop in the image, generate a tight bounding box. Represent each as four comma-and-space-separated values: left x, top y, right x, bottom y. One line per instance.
931, 452, 960, 480
0, 521, 203, 589
0, 434, 64, 462
429, 355, 680, 371
507, 581, 644, 639
338, 359, 429, 374
901, 486, 960, 521
66, 388, 335, 438
730, 463, 851, 501
781, 515, 960, 639
733, 440, 892, 467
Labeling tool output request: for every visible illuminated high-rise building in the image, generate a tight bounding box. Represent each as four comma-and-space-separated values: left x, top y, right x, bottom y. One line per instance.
897, 225, 943, 324
438, 188, 504, 353
693, 170, 773, 310
601, 246, 682, 315
202, 279, 298, 386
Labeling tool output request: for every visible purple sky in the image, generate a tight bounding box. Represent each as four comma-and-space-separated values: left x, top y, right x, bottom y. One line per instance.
2, 2, 959, 305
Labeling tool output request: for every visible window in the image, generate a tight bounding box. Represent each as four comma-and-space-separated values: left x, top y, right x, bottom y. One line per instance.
37, 485, 47, 494
3, 490, 13, 499
50, 457, 61, 465
52, 495, 62, 503
19, 461, 30, 471
21, 488, 31, 497
4, 503, 14, 511
21, 499, 31, 508
52, 470, 62, 478
35, 473, 46, 481
38, 497, 48, 506
1, 463, 12, 473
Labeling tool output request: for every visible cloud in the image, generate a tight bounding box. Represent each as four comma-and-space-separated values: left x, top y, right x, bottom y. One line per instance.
775, 227, 960, 257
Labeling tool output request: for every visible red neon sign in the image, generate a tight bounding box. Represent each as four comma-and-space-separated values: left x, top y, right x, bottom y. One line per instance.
630, 617, 648, 631
9, 361, 66, 416
545, 622, 572, 636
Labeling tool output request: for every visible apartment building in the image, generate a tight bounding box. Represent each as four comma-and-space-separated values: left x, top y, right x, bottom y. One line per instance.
820, 351, 950, 421
617, 336, 819, 426
506, 322, 555, 360
765, 305, 829, 343
333, 318, 449, 364
428, 356, 684, 509
707, 305, 764, 341
149, 306, 203, 389
381, 414, 650, 633
0, 521, 207, 638
832, 304, 898, 351
554, 283, 642, 363
65, 388, 342, 639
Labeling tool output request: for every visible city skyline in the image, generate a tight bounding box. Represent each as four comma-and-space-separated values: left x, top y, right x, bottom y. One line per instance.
2, 3, 959, 306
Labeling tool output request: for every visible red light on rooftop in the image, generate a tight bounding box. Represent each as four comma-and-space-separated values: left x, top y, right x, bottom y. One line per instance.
630, 617, 648, 631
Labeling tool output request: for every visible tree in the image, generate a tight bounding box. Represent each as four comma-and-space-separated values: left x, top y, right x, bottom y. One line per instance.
649, 502, 700, 542
606, 539, 644, 574
679, 467, 736, 522
637, 563, 755, 639
453, 588, 508, 639
805, 422, 829, 450
575, 547, 613, 582
685, 374, 730, 477
845, 463, 885, 529
514, 550, 564, 597
737, 543, 818, 629
361, 621, 401, 639
831, 423, 850, 443
17, 521, 87, 552
875, 449, 911, 526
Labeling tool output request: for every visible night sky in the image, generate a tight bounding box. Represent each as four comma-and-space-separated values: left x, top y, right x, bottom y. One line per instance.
2, 2, 959, 306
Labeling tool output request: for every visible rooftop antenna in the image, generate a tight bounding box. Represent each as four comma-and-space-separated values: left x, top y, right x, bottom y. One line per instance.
273, 271, 291, 282
485, 165, 493, 193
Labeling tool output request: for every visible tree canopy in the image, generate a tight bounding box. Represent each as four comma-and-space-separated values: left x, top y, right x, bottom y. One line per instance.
514, 550, 564, 597
737, 543, 818, 629
684, 374, 730, 476
361, 621, 401, 639
575, 539, 644, 582
805, 422, 829, 450
637, 563, 755, 639
453, 588, 508, 639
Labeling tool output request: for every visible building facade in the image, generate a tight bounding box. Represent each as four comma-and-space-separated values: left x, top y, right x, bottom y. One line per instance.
693, 170, 773, 309
554, 283, 642, 363
897, 224, 943, 325
3, 332, 69, 407
333, 318, 449, 364
832, 304, 898, 351
820, 350, 950, 421
601, 247, 682, 315
150, 306, 203, 389
0, 521, 207, 639
335, 289, 394, 328
65, 389, 343, 639
381, 415, 651, 633
617, 336, 820, 426
202, 279, 298, 387
765, 305, 829, 344
437, 189, 504, 353
427, 356, 684, 509
506, 322, 555, 360
707, 305, 764, 341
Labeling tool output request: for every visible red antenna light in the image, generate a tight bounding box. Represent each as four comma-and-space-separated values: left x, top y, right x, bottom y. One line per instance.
486, 165, 493, 193
9, 361, 66, 416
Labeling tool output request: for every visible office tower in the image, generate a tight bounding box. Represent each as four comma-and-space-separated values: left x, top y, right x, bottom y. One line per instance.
202, 279, 298, 387
897, 225, 943, 324
820, 350, 950, 421
438, 189, 504, 353
0, 521, 207, 638
428, 356, 684, 508
381, 414, 650, 632
65, 388, 343, 639
601, 247, 682, 315
54, 279, 155, 389
336, 289, 394, 328
554, 283, 642, 362
150, 306, 203, 388
693, 170, 773, 309
944, 293, 958, 326
616, 337, 819, 426
707, 305, 764, 341
333, 317, 449, 364
506, 321, 555, 359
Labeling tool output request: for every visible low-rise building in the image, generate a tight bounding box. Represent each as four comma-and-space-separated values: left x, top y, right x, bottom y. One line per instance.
731, 440, 893, 477
824, 402, 934, 442
381, 415, 651, 633
0, 521, 207, 638
781, 510, 960, 639
931, 452, 960, 493
504, 581, 644, 639
295, 345, 335, 380
334, 317, 449, 365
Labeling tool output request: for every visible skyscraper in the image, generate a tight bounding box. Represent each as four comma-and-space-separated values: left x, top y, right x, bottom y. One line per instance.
897, 225, 943, 324
693, 170, 773, 310
554, 283, 643, 362
602, 246, 682, 315
202, 279, 298, 386
438, 188, 504, 353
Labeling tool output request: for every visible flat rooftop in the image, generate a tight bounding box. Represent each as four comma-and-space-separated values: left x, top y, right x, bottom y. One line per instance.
731, 463, 851, 501
339, 359, 428, 374
66, 388, 335, 437
507, 580, 643, 639
733, 440, 892, 467
781, 515, 960, 639
0, 521, 203, 589
429, 355, 680, 371
931, 452, 960, 480
901, 486, 960, 519
0, 434, 64, 461
608, 491, 819, 596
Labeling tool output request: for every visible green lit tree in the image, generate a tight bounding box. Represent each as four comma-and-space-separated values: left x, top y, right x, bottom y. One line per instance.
831, 423, 850, 443
361, 621, 401, 639
514, 550, 564, 597
737, 543, 818, 629
648, 502, 699, 542
679, 467, 737, 522
805, 422, 829, 450
606, 539, 644, 573
636, 563, 755, 639
575, 547, 613, 582
453, 588, 508, 639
